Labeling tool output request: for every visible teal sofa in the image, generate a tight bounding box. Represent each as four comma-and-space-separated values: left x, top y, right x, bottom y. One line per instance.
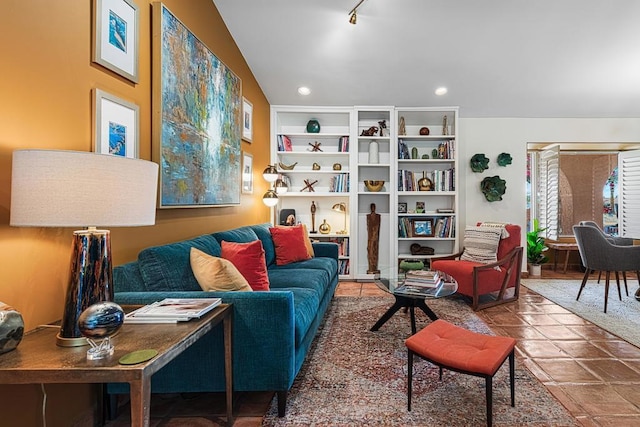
106, 223, 339, 417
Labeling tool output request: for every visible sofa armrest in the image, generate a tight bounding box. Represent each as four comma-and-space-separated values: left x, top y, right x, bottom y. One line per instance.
114, 290, 297, 388
312, 242, 339, 260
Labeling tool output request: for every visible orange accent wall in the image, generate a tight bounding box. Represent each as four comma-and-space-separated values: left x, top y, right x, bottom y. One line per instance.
0, 0, 269, 423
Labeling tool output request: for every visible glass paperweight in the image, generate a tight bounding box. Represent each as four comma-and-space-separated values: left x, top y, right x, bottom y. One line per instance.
78, 302, 125, 360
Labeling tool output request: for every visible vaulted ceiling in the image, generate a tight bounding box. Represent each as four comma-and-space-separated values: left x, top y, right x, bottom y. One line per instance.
213, 0, 640, 118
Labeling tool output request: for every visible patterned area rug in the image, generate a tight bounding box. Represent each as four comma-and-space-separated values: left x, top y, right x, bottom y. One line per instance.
262, 296, 577, 426
523, 278, 640, 348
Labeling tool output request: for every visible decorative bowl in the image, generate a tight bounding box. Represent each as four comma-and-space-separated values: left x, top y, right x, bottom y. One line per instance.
364, 180, 385, 192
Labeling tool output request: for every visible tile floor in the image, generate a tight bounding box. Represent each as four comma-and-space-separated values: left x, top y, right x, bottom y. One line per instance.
107, 269, 640, 426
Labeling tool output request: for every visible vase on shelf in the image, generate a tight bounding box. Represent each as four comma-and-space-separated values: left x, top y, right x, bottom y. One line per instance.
319, 219, 331, 234
306, 119, 320, 133
368, 140, 379, 164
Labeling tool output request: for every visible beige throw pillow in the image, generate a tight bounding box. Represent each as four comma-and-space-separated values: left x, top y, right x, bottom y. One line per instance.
190, 247, 253, 292
460, 226, 502, 265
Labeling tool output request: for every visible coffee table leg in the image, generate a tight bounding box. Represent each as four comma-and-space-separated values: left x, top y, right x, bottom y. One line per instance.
223, 311, 234, 426
414, 299, 439, 322
129, 377, 151, 426
370, 299, 404, 331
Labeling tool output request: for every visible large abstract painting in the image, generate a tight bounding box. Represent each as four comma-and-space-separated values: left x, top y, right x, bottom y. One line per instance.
153, 3, 242, 207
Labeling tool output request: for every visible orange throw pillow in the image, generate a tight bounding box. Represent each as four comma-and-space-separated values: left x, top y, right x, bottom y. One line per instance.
221, 240, 270, 291
269, 225, 313, 265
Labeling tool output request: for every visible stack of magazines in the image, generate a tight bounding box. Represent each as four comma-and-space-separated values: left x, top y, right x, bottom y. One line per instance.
124, 298, 222, 323
394, 271, 445, 297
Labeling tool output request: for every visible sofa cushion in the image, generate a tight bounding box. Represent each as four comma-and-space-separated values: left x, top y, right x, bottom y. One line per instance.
269, 257, 337, 284
267, 267, 329, 296
270, 225, 313, 265
460, 226, 502, 264
286, 287, 321, 347
221, 240, 270, 291
138, 234, 221, 292
190, 248, 252, 292
212, 226, 259, 245
250, 224, 277, 267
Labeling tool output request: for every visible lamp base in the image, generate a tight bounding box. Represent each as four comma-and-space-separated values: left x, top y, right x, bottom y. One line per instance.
56, 333, 89, 347
336, 230, 348, 235
57, 228, 113, 347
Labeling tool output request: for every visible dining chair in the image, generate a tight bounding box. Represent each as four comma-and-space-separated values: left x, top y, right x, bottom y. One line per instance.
573, 225, 640, 312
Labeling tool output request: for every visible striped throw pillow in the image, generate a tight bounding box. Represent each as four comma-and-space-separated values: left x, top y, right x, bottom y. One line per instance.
460, 226, 502, 264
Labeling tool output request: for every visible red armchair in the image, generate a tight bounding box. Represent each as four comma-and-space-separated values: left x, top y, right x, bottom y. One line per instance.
431, 224, 523, 311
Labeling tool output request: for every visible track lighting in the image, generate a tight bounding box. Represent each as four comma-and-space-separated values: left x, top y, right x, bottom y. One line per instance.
348, 0, 366, 25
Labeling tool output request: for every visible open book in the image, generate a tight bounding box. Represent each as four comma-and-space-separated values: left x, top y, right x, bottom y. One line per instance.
125, 298, 222, 324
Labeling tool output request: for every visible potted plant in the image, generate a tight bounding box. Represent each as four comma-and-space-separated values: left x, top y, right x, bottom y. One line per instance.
527, 219, 549, 276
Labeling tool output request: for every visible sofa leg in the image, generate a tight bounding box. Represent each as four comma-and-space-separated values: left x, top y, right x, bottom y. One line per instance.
277, 391, 287, 417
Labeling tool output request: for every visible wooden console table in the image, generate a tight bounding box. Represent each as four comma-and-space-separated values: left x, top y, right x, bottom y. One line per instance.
547, 242, 579, 273
0, 303, 233, 426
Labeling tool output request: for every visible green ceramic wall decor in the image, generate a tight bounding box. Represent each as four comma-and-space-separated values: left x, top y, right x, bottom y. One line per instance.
470, 153, 489, 172
480, 175, 507, 202
497, 152, 513, 166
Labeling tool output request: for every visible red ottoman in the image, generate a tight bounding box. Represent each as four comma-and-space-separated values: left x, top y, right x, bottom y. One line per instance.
405, 319, 516, 427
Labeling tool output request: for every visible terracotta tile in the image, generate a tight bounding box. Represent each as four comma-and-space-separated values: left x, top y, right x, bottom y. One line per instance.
548, 313, 592, 325
534, 304, 572, 314
518, 313, 562, 325
482, 311, 526, 326
535, 325, 586, 340
522, 358, 552, 382
536, 359, 601, 382
560, 384, 640, 416
580, 359, 640, 382
592, 340, 640, 359
495, 325, 549, 340
612, 384, 640, 407
553, 340, 615, 358
517, 339, 567, 358
544, 384, 586, 416
593, 416, 640, 427
568, 325, 620, 341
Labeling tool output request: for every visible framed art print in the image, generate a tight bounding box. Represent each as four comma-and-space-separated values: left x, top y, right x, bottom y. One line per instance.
242, 97, 253, 142
153, 3, 242, 208
93, 88, 139, 158
92, 0, 139, 83
242, 152, 253, 194
398, 202, 407, 214
412, 219, 434, 237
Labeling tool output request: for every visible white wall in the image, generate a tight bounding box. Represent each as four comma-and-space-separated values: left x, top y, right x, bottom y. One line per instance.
458, 118, 640, 268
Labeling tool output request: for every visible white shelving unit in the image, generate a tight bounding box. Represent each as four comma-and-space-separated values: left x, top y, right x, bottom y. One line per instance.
393, 107, 460, 273
271, 106, 355, 279
271, 105, 460, 281
352, 107, 394, 280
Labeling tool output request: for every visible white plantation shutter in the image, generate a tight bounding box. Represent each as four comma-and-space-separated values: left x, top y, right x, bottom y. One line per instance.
538, 145, 559, 241
619, 150, 640, 238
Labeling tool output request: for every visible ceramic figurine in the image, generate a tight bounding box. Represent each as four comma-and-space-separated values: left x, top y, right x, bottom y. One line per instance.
0, 302, 24, 354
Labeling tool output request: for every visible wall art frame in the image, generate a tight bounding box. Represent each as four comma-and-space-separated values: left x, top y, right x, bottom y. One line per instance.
152, 3, 242, 208
242, 152, 253, 194
242, 97, 253, 143
412, 219, 434, 237
92, 88, 139, 158
92, 0, 139, 83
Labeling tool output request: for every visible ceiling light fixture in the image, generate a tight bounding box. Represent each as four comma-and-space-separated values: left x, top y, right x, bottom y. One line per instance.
435, 87, 448, 96
348, 0, 367, 24
297, 86, 311, 96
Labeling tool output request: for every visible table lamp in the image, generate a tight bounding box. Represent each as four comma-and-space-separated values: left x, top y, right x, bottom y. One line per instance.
332, 202, 348, 234
10, 150, 159, 347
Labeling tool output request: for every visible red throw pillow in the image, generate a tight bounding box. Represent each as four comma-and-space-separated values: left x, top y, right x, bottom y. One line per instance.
221, 240, 270, 291
269, 225, 313, 265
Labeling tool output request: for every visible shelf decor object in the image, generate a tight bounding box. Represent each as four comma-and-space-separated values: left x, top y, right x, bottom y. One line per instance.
319, 219, 331, 234
497, 152, 513, 166
364, 180, 385, 192
480, 175, 507, 202
92, 0, 139, 83
332, 202, 348, 234
0, 302, 24, 354
78, 301, 125, 360
10, 149, 158, 347
368, 140, 379, 163
470, 153, 490, 172
306, 118, 321, 133
153, 3, 241, 207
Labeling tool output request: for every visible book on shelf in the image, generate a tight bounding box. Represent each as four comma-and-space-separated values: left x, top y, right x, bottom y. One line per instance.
405, 270, 440, 285
277, 135, 293, 152
124, 298, 222, 324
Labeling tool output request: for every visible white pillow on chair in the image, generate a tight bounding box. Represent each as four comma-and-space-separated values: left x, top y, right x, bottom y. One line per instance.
460, 226, 502, 264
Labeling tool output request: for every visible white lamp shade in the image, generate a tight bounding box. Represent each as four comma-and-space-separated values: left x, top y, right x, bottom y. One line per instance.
10, 150, 159, 227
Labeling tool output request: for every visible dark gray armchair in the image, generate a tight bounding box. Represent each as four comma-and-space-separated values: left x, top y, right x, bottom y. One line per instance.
573, 225, 640, 312
579, 220, 638, 296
